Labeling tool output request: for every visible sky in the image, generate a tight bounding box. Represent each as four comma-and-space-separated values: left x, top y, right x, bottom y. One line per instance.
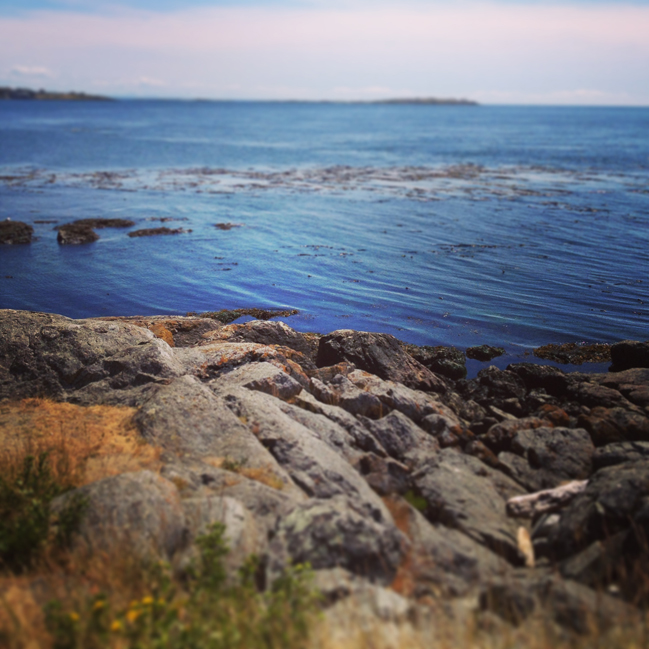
1, 0, 648, 104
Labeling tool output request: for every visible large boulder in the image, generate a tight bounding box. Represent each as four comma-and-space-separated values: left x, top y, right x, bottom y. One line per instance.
50, 471, 186, 559
316, 330, 446, 393
268, 495, 406, 585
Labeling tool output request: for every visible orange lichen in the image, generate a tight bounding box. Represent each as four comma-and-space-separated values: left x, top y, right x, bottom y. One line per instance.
147, 322, 175, 347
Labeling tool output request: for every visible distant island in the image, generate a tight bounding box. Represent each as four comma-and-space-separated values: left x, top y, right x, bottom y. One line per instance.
0, 86, 112, 101
371, 97, 478, 105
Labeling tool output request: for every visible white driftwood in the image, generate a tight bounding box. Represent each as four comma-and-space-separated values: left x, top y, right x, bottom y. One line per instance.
506, 480, 588, 519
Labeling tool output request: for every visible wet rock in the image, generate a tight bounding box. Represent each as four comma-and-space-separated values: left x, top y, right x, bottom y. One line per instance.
268, 495, 406, 585
405, 345, 467, 380
214, 222, 243, 230
507, 362, 574, 396
466, 345, 505, 362
0, 220, 33, 244
457, 366, 526, 413
128, 227, 186, 237
533, 342, 611, 365
317, 330, 446, 393
197, 308, 300, 325
578, 407, 649, 445
610, 340, 649, 372
413, 448, 526, 563
50, 471, 186, 560
57, 223, 99, 244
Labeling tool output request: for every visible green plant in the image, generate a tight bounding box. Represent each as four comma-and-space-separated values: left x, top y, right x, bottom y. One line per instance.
0, 452, 85, 572
45, 523, 319, 649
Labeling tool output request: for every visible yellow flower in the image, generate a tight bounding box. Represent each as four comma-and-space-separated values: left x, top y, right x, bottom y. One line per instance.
141, 596, 154, 606
126, 609, 140, 624
110, 620, 122, 632
92, 600, 106, 611
69, 612, 80, 622
157, 598, 165, 606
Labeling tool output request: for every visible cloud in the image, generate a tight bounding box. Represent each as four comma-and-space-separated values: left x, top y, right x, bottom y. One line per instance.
10, 65, 53, 77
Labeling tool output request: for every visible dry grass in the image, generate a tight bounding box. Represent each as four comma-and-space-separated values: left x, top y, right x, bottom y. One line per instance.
0, 398, 161, 487
204, 456, 285, 490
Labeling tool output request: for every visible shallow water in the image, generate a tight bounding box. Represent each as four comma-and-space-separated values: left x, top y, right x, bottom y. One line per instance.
1, 101, 647, 362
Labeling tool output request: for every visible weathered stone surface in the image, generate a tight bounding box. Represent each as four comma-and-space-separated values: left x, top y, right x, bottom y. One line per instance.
479, 572, 633, 632
498, 427, 594, 492
578, 406, 649, 445
466, 345, 505, 362
546, 460, 649, 561
385, 496, 510, 598
201, 320, 313, 357
593, 441, 649, 469
406, 345, 467, 381
360, 410, 438, 468
347, 370, 459, 425
610, 340, 649, 372
482, 417, 547, 455
317, 330, 446, 393
268, 496, 406, 585
50, 471, 186, 559
413, 448, 526, 563
217, 361, 303, 402
0, 220, 33, 244
457, 367, 526, 414
179, 495, 260, 572
0, 310, 155, 400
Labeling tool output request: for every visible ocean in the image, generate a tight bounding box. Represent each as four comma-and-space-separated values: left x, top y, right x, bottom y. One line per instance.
1, 100, 647, 370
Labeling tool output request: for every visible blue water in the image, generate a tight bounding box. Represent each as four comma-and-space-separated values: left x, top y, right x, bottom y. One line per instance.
1, 101, 648, 361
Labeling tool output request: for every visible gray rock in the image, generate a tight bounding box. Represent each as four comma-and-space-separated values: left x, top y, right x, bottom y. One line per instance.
578, 406, 649, 445
359, 410, 438, 468
413, 448, 526, 563
0, 310, 154, 400
219, 387, 393, 519
328, 374, 384, 419
479, 572, 633, 632
347, 370, 460, 425
317, 330, 446, 393
498, 427, 594, 492
546, 459, 649, 560
201, 319, 314, 358
50, 470, 186, 559
57, 223, 99, 245
593, 441, 649, 469
268, 495, 406, 585
216, 361, 303, 402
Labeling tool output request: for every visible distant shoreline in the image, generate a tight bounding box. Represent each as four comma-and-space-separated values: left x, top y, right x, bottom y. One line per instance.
0, 86, 476, 105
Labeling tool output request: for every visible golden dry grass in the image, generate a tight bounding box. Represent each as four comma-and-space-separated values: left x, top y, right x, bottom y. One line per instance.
0, 398, 161, 487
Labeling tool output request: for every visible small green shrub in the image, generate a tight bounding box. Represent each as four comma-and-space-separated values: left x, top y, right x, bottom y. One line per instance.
45, 523, 319, 649
0, 452, 85, 572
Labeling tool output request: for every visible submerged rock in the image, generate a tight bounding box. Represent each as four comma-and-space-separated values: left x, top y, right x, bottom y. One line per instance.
0, 220, 33, 244
57, 223, 99, 245
533, 342, 611, 365
406, 344, 467, 380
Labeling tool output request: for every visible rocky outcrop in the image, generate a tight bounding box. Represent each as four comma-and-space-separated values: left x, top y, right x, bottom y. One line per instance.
0, 220, 33, 244
1, 308, 648, 634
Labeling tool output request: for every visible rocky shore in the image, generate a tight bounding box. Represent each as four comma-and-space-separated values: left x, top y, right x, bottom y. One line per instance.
1, 309, 648, 642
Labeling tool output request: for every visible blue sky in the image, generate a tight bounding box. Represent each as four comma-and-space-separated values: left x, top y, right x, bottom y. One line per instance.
1, 0, 648, 103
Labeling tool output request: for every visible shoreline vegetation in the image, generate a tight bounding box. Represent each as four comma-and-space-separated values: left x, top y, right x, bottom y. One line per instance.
1, 308, 648, 648
0, 86, 477, 104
